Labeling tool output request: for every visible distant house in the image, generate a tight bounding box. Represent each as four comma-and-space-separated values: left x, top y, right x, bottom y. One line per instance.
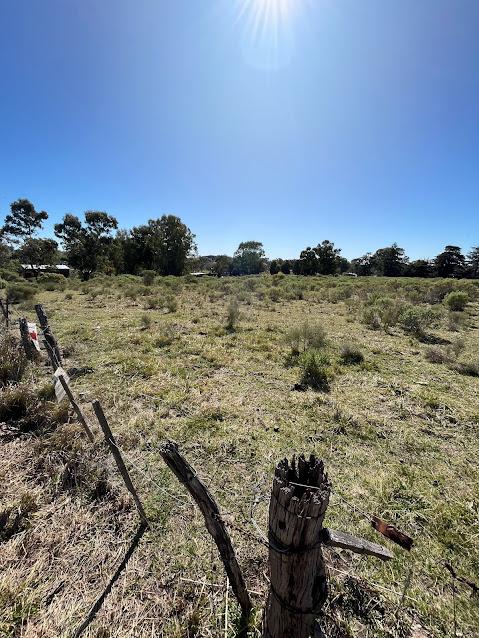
21, 264, 70, 279
343, 272, 358, 277
189, 271, 213, 277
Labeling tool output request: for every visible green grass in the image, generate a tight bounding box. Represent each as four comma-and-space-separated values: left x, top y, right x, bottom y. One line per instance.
1, 274, 478, 636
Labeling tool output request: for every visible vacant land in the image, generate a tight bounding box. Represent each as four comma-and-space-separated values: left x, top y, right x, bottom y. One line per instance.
1, 274, 479, 637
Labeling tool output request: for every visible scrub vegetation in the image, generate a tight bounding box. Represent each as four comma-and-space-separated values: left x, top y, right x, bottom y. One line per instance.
1, 273, 479, 637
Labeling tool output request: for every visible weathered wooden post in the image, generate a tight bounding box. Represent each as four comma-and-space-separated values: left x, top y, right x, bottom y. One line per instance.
35, 304, 62, 367
262, 455, 331, 638
0, 298, 9, 327
19, 318, 38, 361
160, 441, 252, 623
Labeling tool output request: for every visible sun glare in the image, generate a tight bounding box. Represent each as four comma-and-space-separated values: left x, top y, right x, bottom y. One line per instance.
235, 0, 305, 69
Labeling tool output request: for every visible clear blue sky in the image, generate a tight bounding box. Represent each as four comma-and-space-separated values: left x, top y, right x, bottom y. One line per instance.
1, 0, 478, 260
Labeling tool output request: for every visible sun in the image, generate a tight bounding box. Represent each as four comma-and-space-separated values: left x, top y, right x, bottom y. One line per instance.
235, 0, 304, 69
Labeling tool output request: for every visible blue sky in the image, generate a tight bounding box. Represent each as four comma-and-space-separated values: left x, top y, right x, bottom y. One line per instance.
0, 0, 478, 260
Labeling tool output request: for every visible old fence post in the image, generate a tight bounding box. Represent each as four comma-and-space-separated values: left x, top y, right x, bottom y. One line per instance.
35, 303, 62, 367
160, 441, 252, 623
262, 455, 331, 638
19, 318, 38, 361
0, 298, 9, 327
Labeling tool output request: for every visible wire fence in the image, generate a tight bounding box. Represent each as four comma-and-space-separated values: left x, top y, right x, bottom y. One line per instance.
1, 297, 477, 638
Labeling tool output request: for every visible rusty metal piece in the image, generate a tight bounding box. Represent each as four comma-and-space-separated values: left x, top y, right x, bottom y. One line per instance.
371, 516, 413, 551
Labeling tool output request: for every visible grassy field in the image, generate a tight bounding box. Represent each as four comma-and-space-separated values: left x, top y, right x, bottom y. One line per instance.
1, 273, 479, 637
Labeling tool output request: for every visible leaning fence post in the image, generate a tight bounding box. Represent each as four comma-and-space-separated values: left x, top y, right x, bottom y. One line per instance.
262, 455, 331, 638
160, 440, 252, 623
35, 303, 62, 367
57, 374, 95, 442
19, 317, 38, 361
92, 400, 148, 525
0, 298, 9, 327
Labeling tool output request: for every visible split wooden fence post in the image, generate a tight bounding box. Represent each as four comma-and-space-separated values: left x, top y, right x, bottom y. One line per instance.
160, 440, 252, 623
262, 455, 331, 638
35, 304, 62, 367
19, 317, 38, 361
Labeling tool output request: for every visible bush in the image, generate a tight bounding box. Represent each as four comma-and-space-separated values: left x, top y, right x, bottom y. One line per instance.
298, 351, 333, 391
0, 384, 69, 433
340, 343, 364, 365
453, 361, 479, 377
425, 347, 452, 364
144, 295, 162, 310
286, 322, 327, 353
362, 297, 401, 331
142, 270, 156, 286
6, 281, 37, 303
398, 305, 436, 337
165, 295, 178, 313
226, 299, 240, 331
447, 311, 467, 332
154, 326, 176, 348
0, 334, 27, 386
0, 268, 22, 282
140, 313, 152, 330
444, 291, 469, 312
38, 273, 67, 291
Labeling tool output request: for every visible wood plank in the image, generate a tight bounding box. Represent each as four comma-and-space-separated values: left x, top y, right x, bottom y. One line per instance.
322, 528, 393, 561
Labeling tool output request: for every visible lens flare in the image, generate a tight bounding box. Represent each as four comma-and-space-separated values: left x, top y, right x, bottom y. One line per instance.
235, 0, 305, 70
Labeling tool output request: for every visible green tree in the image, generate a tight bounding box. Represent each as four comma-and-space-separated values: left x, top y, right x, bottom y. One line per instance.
280, 260, 291, 275
16, 238, 59, 266
336, 256, 350, 274
434, 246, 465, 278
467, 247, 479, 279
146, 215, 196, 275
54, 211, 118, 279
297, 247, 318, 275
212, 255, 233, 276
269, 259, 280, 275
350, 253, 373, 276
372, 244, 407, 276
405, 259, 432, 278
1, 199, 49, 276
232, 241, 265, 275
314, 240, 340, 275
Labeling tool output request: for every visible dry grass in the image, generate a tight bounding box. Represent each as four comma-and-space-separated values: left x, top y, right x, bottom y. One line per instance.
1, 275, 479, 637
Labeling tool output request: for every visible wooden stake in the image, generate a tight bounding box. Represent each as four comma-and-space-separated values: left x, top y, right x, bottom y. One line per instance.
160, 440, 252, 622
35, 304, 62, 367
58, 375, 95, 442
19, 318, 38, 361
92, 400, 148, 525
262, 455, 331, 638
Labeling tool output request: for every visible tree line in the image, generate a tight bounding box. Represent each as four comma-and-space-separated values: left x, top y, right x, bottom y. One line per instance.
1, 199, 478, 280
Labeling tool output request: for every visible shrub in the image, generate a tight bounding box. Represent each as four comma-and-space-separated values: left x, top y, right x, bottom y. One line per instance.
362, 297, 401, 331
447, 311, 467, 332
286, 322, 327, 354
165, 295, 178, 313
453, 361, 479, 377
6, 281, 37, 303
444, 291, 469, 312
0, 334, 27, 386
0, 268, 22, 282
398, 305, 436, 338
140, 313, 152, 330
425, 347, 452, 364
298, 351, 333, 391
340, 343, 364, 365
142, 270, 156, 286
38, 273, 67, 291
0, 384, 68, 434
154, 326, 176, 348
226, 299, 240, 331
144, 295, 162, 310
